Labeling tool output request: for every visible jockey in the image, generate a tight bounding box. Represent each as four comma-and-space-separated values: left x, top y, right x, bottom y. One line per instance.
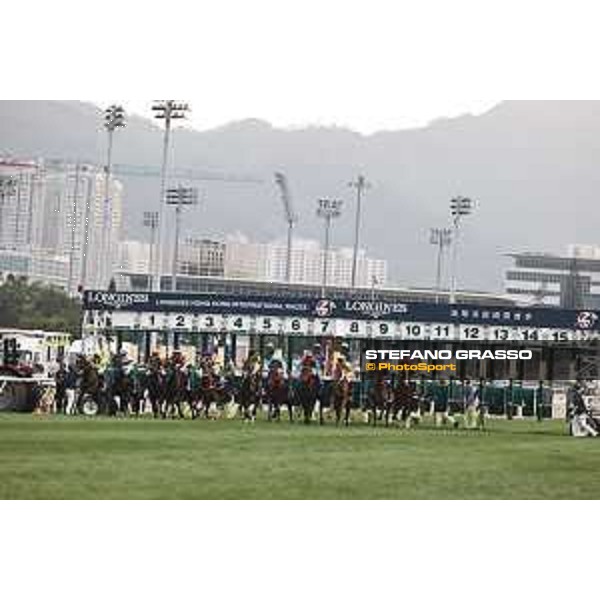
333, 355, 352, 383
312, 343, 326, 379
243, 350, 262, 376
261, 343, 289, 378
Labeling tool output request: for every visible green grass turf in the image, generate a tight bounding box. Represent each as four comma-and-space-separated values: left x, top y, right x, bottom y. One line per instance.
1, 414, 599, 499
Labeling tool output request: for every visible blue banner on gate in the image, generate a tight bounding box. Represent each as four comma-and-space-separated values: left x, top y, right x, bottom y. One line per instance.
82, 290, 600, 331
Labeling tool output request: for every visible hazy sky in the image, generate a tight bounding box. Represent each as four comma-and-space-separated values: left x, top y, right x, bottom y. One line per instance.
12, 1, 600, 135
118, 100, 499, 135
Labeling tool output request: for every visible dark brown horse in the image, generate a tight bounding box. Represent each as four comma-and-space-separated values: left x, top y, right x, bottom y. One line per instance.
238, 370, 262, 422
368, 371, 392, 426
295, 366, 320, 424
265, 362, 290, 421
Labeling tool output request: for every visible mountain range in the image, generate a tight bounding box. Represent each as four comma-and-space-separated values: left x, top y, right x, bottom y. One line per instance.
2, 100, 600, 292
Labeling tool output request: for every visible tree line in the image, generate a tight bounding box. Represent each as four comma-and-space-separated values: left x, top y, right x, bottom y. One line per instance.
0, 276, 81, 337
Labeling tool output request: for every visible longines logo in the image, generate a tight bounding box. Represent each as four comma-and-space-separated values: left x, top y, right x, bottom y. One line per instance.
87, 291, 149, 309
576, 311, 598, 330
344, 300, 408, 319
314, 299, 336, 317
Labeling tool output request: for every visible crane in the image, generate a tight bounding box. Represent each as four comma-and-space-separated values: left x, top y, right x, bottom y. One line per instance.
40, 158, 264, 184
274, 172, 297, 283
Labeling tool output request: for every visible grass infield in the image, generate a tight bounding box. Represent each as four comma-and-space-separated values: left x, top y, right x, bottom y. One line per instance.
1, 414, 599, 499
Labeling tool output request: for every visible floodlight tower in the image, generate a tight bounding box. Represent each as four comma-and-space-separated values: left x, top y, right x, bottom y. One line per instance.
316, 198, 343, 297
166, 185, 199, 292
151, 100, 190, 291
449, 196, 474, 304
102, 105, 126, 287
274, 172, 297, 283
430, 227, 453, 304
349, 175, 371, 288
143, 211, 159, 291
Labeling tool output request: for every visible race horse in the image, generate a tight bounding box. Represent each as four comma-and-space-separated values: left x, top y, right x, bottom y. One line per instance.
295, 366, 320, 424
163, 356, 187, 419
146, 357, 165, 419
198, 372, 222, 419
367, 371, 392, 427
331, 377, 352, 426
238, 370, 262, 422
107, 355, 133, 416
75, 355, 101, 415
265, 361, 291, 422
389, 378, 419, 428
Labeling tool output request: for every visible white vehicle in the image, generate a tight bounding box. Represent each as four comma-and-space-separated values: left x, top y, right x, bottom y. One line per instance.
0, 328, 71, 376
0, 328, 71, 412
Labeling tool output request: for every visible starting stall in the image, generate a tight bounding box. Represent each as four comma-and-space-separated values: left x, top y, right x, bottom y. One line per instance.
81, 290, 600, 383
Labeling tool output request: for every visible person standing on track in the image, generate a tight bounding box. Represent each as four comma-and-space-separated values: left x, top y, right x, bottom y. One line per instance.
54, 362, 67, 414
432, 380, 457, 428
463, 379, 481, 429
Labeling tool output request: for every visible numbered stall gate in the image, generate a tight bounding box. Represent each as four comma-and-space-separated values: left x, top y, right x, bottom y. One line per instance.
81, 291, 600, 381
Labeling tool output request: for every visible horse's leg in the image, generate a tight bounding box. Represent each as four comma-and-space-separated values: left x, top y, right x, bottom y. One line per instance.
160, 393, 167, 419
344, 400, 351, 426
334, 397, 341, 426
187, 392, 195, 419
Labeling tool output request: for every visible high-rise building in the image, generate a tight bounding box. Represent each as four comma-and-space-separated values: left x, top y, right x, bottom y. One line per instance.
505, 244, 600, 309
223, 233, 269, 280
180, 238, 225, 277
0, 159, 42, 251
0, 158, 123, 293
223, 235, 387, 288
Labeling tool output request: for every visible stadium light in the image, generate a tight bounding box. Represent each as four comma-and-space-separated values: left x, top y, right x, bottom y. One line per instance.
348, 175, 371, 288
151, 101, 190, 291
166, 186, 199, 292
101, 105, 126, 289
316, 198, 343, 297
143, 211, 159, 291
274, 172, 298, 283
449, 196, 475, 304
430, 227, 453, 304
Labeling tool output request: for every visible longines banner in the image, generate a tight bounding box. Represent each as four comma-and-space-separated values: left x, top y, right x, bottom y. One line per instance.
83, 290, 600, 331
